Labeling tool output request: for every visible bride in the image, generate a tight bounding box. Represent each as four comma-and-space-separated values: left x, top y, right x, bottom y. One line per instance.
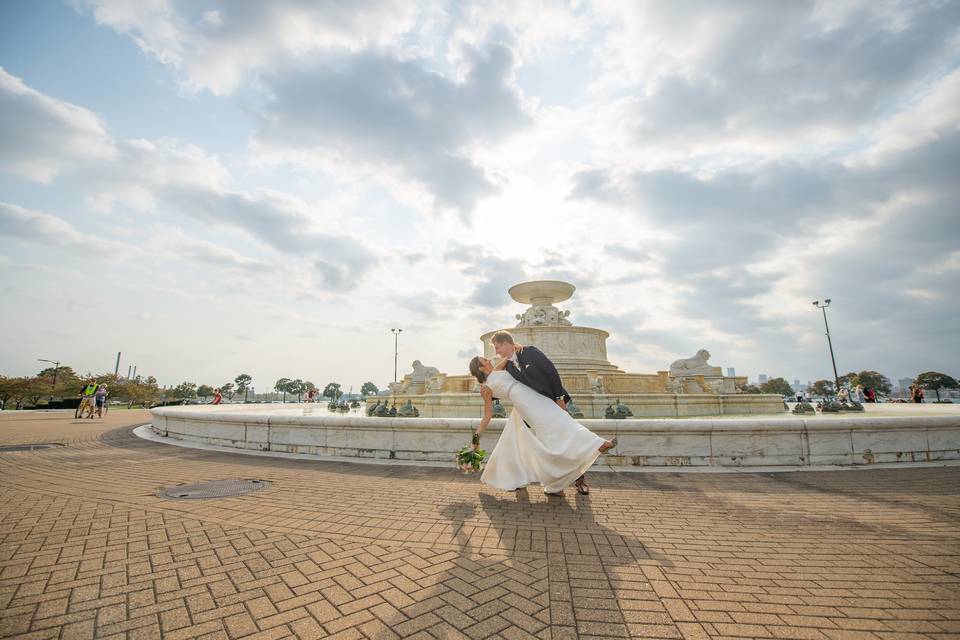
468, 356, 616, 496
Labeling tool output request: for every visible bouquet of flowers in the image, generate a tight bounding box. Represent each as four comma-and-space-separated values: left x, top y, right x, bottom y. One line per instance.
456, 432, 487, 472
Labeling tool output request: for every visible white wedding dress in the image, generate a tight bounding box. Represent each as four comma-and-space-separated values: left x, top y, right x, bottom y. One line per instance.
480, 370, 606, 493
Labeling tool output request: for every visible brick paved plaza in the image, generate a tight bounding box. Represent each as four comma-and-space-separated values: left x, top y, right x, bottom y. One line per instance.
1, 410, 958, 640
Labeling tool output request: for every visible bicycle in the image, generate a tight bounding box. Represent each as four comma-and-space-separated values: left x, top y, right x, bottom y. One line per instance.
76, 396, 94, 419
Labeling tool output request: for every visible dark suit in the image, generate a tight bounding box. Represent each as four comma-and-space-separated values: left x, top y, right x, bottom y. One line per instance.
505, 345, 570, 405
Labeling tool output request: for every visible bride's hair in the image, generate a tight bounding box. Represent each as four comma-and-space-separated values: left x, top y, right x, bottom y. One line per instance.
469, 356, 487, 384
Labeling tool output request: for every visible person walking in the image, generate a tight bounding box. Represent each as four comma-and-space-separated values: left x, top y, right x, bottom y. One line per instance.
912, 384, 924, 403
95, 384, 108, 417
212, 388, 223, 405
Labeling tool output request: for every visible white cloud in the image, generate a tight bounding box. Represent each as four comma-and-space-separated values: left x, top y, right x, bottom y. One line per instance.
586, 1, 960, 160
0, 201, 86, 244
443, 240, 528, 308
152, 226, 271, 273
76, 0, 419, 95
0, 201, 136, 260
76, 2, 536, 214
252, 44, 530, 215
0, 66, 116, 182
0, 69, 378, 291
858, 66, 960, 161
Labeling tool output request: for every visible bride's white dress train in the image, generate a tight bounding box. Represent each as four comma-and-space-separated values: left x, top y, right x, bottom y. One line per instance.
480, 370, 605, 493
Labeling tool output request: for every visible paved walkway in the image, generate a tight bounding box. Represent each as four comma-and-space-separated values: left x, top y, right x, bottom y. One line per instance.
0, 411, 957, 640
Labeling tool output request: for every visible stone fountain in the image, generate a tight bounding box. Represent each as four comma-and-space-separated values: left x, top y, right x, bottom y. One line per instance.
371, 280, 784, 418
150, 277, 960, 466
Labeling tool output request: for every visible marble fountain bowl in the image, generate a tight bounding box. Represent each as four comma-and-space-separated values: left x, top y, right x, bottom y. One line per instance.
148, 402, 960, 469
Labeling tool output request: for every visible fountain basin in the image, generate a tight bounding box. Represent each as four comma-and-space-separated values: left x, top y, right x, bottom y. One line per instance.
150, 403, 960, 468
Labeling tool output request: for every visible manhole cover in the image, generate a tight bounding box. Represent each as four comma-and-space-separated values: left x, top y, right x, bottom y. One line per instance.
0, 443, 64, 451
158, 479, 270, 500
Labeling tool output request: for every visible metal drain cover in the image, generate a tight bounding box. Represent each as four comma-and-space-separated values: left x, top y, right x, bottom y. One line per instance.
0, 443, 63, 452
158, 479, 270, 500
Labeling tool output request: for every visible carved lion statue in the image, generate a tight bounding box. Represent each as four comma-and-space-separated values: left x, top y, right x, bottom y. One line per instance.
669, 349, 711, 374
410, 360, 440, 382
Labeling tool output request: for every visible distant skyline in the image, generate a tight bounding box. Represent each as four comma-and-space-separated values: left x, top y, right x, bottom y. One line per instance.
2, 1, 959, 390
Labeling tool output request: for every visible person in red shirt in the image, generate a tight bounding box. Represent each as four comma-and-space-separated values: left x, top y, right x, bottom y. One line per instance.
212, 389, 223, 405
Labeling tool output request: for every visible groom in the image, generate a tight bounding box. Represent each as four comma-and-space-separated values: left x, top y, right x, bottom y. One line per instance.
491, 331, 591, 495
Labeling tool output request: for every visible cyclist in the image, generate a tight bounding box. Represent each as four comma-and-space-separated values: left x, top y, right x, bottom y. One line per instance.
78, 379, 99, 419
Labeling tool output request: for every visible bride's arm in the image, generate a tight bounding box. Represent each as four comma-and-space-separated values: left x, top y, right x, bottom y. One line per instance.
474, 385, 494, 444
493, 358, 508, 371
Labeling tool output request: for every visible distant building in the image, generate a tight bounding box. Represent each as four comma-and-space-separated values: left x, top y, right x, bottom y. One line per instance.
758, 374, 768, 384
898, 377, 914, 397
727, 368, 735, 377
793, 379, 800, 389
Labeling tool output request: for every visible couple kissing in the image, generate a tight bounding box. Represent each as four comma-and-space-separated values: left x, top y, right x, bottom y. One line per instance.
468, 331, 616, 496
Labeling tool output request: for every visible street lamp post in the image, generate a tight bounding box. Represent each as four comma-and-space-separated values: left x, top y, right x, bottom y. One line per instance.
812, 299, 840, 395
391, 328, 403, 383
37, 358, 60, 387
37, 358, 60, 403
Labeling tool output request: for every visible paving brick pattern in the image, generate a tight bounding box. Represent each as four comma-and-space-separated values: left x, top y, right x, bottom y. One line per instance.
0, 410, 958, 639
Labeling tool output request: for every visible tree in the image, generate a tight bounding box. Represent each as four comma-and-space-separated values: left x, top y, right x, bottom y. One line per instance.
323, 382, 342, 399
288, 379, 306, 402
0, 376, 15, 407
275, 378, 291, 402
738, 384, 761, 394
220, 383, 235, 400
234, 374, 252, 402
171, 381, 198, 401
916, 371, 959, 402
105, 374, 159, 408
25, 376, 46, 406
37, 365, 77, 379
852, 370, 892, 395
197, 385, 215, 399
13, 377, 35, 408
810, 380, 835, 397
837, 372, 857, 390
0, 376, 33, 408
760, 377, 794, 396
360, 382, 379, 397
37, 365, 80, 399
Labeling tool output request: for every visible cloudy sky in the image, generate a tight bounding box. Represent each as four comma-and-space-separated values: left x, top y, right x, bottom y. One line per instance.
1, 0, 958, 392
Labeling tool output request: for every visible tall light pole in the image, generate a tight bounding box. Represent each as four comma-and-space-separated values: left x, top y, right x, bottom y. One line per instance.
391, 328, 403, 383
37, 358, 60, 395
37, 358, 60, 403
812, 299, 840, 395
